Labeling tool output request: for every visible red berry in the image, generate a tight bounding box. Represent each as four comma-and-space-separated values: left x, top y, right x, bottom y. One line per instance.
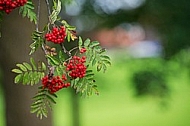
80, 48, 87, 53
66, 55, 87, 79
0, 0, 27, 14
45, 26, 66, 44
42, 74, 70, 93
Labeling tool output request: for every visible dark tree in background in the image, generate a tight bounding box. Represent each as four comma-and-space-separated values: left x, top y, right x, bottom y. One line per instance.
0, 1, 52, 125
141, 0, 190, 58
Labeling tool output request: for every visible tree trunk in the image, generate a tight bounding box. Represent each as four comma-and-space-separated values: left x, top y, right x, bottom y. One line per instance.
0, 2, 52, 126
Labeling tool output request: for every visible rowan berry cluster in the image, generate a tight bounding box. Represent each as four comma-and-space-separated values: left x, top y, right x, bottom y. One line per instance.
45, 26, 66, 44
65, 56, 87, 79
0, 0, 27, 14
42, 75, 70, 93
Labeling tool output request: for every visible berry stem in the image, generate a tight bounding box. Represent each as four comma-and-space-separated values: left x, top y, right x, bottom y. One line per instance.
41, 44, 55, 78
69, 46, 79, 54
60, 43, 71, 57
45, 0, 51, 16
36, 0, 54, 76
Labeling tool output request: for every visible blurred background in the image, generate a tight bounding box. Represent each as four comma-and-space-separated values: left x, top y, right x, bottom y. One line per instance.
1, 0, 190, 126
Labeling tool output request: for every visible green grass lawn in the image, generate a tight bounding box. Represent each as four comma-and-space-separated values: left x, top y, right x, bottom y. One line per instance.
53, 57, 190, 126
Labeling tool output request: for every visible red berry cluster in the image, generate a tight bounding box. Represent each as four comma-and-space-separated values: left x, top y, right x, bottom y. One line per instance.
80, 47, 87, 53
45, 26, 66, 44
42, 75, 70, 93
65, 56, 87, 79
0, 0, 27, 14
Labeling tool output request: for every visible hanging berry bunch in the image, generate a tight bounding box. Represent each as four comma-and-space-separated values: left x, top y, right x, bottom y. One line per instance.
10, 0, 111, 119
45, 26, 66, 44
0, 0, 27, 14
42, 74, 70, 93
65, 56, 87, 79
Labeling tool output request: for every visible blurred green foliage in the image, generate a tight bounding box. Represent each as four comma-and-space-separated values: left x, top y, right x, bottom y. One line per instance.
67, 0, 190, 58
132, 69, 168, 97
0, 88, 5, 126
0, 68, 5, 126
53, 49, 190, 126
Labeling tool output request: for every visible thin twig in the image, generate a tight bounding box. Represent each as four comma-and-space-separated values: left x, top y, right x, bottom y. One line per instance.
36, 0, 41, 31
42, 44, 55, 76
69, 46, 79, 54
36, 0, 54, 75
45, 0, 51, 16
36, 0, 47, 55
60, 43, 72, 57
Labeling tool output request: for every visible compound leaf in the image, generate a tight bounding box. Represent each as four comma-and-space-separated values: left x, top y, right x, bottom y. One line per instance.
19, 0, 37, 24
12, 58, 46, 85
31, 87, 57, 119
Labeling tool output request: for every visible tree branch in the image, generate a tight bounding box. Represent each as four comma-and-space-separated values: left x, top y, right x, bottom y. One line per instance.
60, 43, 72, 57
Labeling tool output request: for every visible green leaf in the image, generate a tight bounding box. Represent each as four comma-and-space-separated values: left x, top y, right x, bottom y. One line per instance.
41, 109, 48, 118
92, 56, 97, 66
16, 64, 27, 72
33, 31, 42, 37
37, 110, 44, 119
48, 92, 58, 98
23, 62, 32, 71
30, 30, 44, 55
56, 0, 62, 14
100, 55, 111, 61
31, 101, 43, 107
49, 0, 62, 24
46, 95, 56, 104
97, 63, 103, 72
55, 65, 64, 76
102, 60, 111, 66
30, 57, 37, 70
38, 72, 45, 80
84, 38, 91, 47
58, 51, 65, 62
85, 73, 94, 79
30, 107, 40, 113
89, 41, 100, 48
70, 68, 99, 97
12, 57, 45, 85
78, 36, 83, 47
41, 62, 46, 71
12, 69, 23, 74
102, 63, 107, 73
67, 31, 71, 42
32, 93, 46, 100
19, 0, 37, 24
14, 74, 23, 83
23, 72, 29, 85
46, 55, 60, 66
31, 87, 57, 119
